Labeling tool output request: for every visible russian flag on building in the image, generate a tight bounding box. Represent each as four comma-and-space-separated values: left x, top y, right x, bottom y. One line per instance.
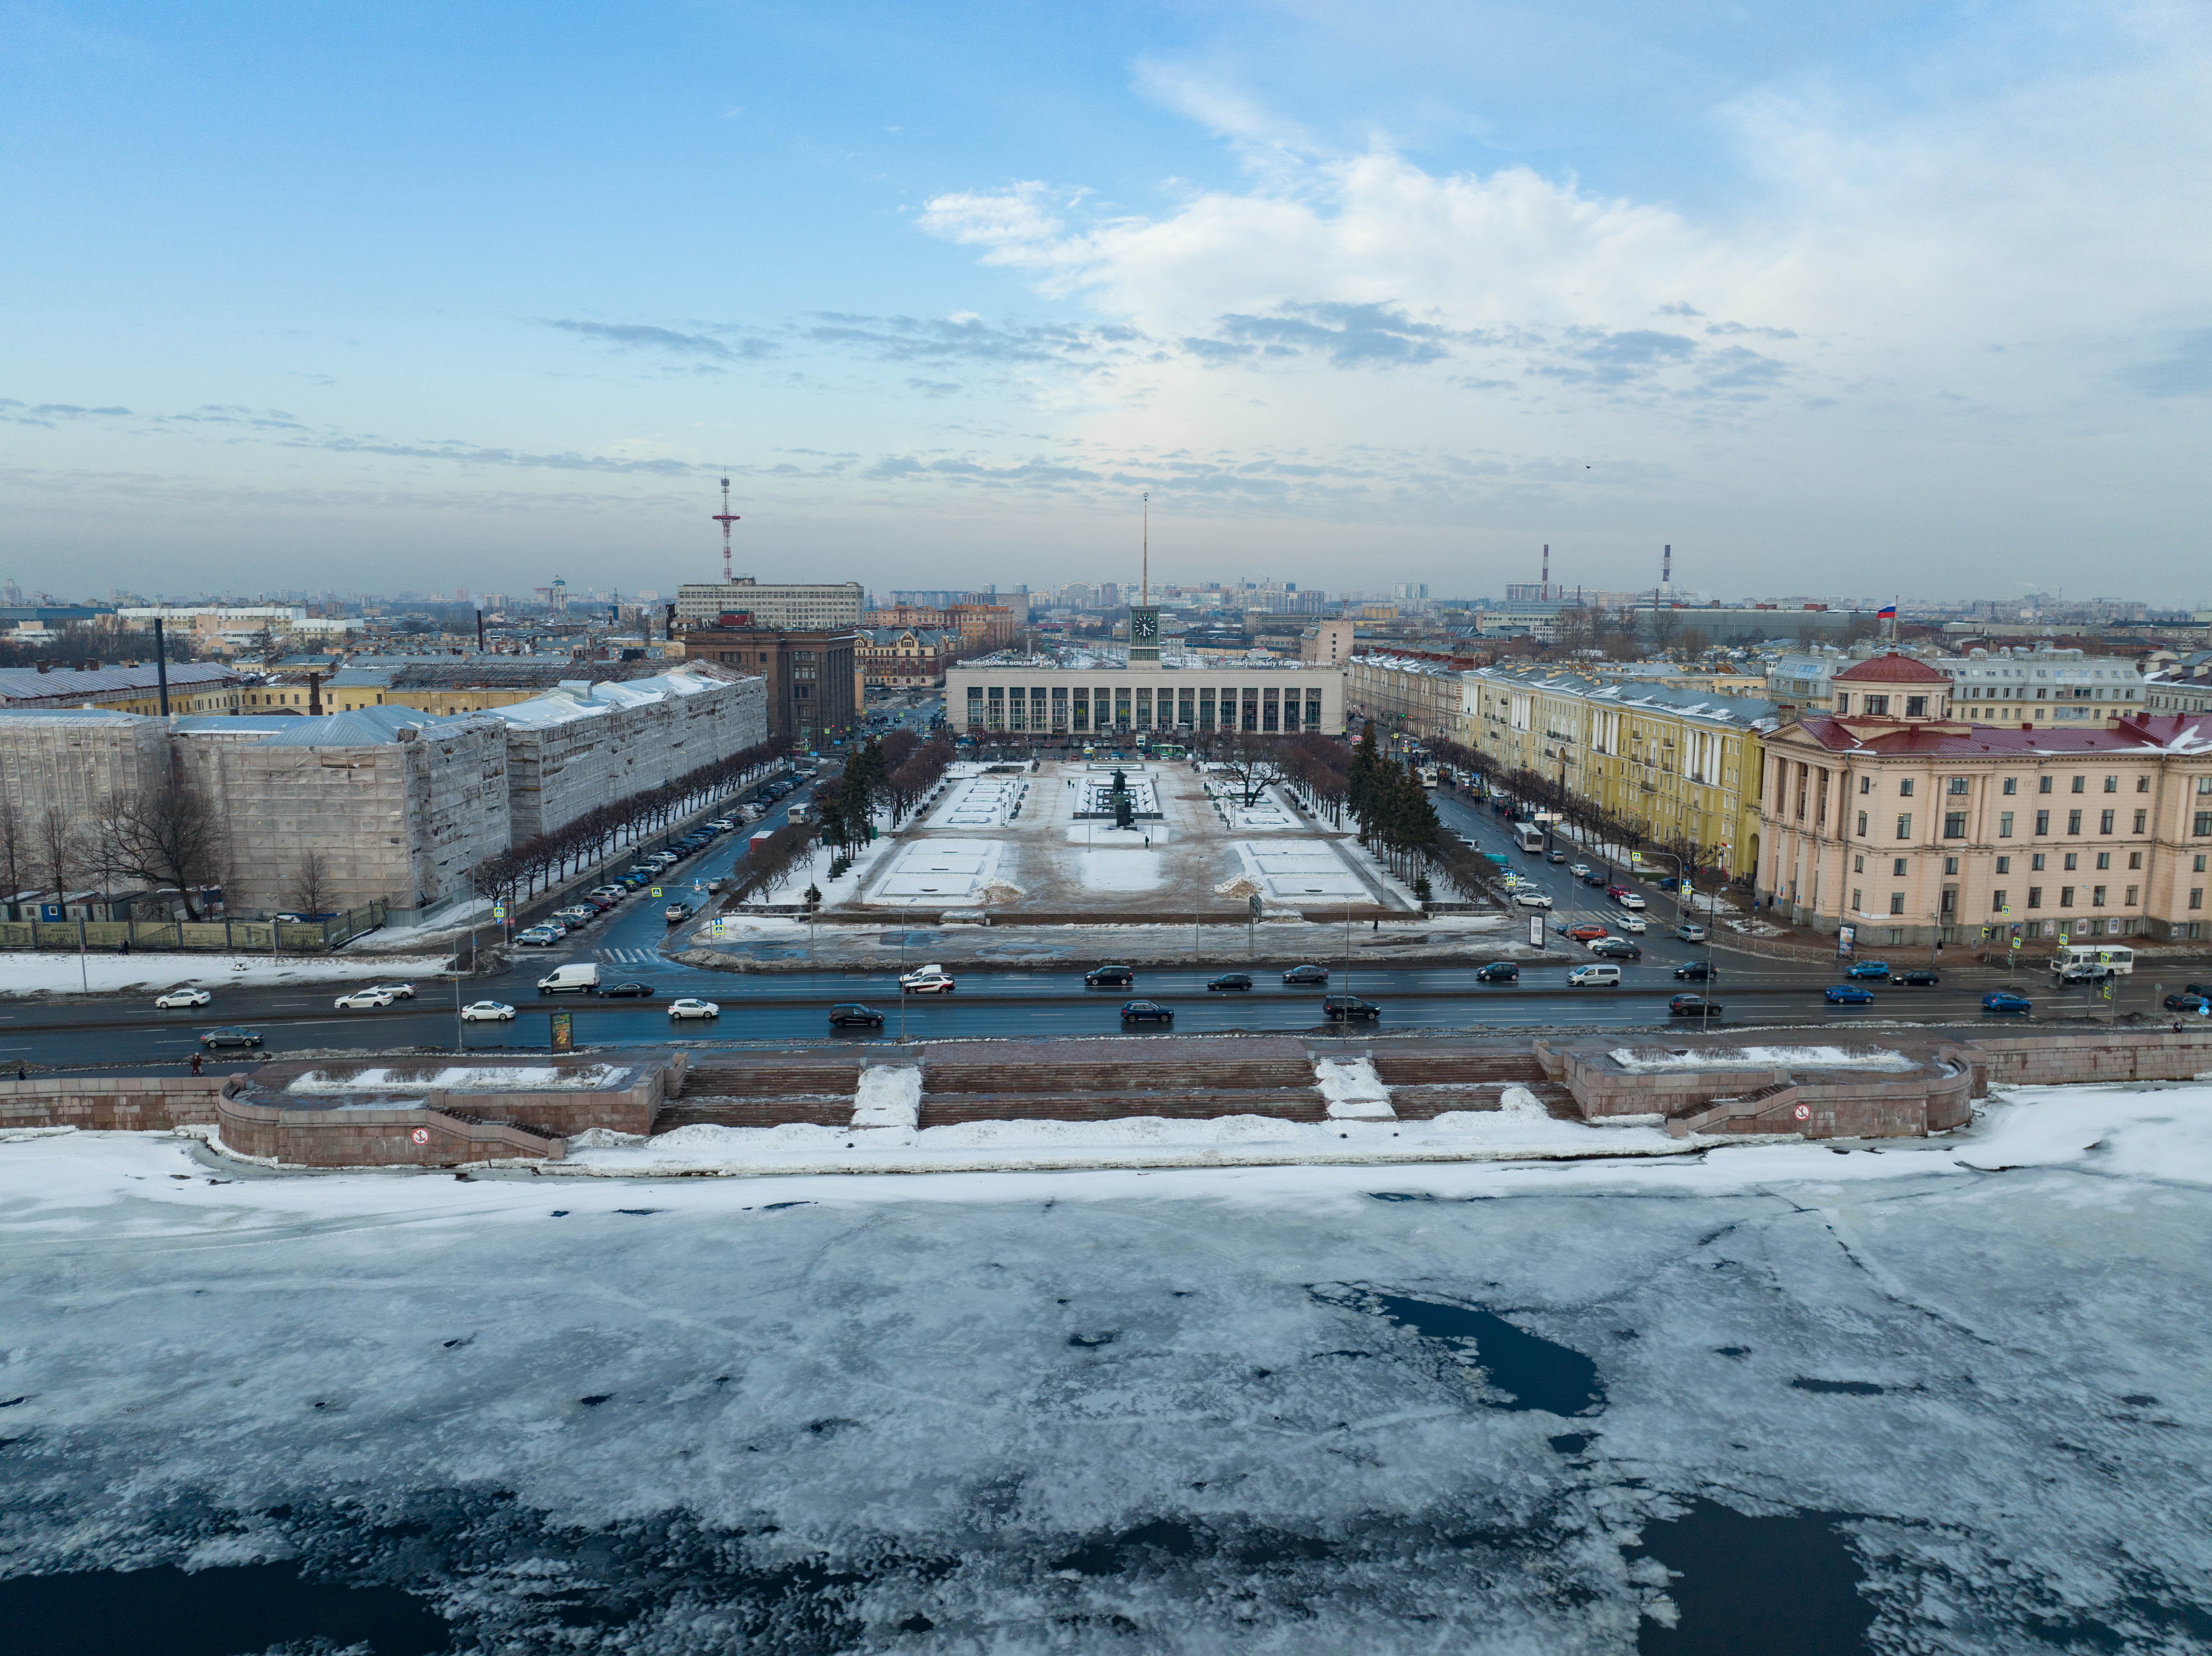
1877, 603, 1898, 620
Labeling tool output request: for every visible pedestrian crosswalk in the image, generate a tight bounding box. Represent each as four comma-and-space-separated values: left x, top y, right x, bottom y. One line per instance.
597, 947, 666, 966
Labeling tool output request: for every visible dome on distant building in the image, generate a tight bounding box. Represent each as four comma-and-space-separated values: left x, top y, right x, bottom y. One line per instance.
1832, 652, 1949, 685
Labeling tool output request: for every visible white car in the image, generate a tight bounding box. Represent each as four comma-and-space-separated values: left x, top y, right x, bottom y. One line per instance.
668, 998, 721, 1020
460, 1000, 516, 1022
1617, 914, 1648, 933
334, 989, 394, 1010
153, 988, 212, 1009
1514, 890, 1554, 909
1617, 893, 1648, 911
370, 982, 416, 1000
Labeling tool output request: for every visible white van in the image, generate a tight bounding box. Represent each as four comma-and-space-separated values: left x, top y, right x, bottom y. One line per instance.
1567, 963, 1622, 987
537, 963, 601, 995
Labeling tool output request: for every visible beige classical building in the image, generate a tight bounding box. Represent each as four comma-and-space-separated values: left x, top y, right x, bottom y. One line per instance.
1756, 654, 2212, 946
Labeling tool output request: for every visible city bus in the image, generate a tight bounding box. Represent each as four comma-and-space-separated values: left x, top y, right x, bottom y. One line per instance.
2053, 943, 2134, 976
1514, 823, 1547, 853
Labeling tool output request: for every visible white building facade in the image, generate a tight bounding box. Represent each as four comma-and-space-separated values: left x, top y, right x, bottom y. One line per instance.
675, 579, 864, 629
946, 657, 1346, 737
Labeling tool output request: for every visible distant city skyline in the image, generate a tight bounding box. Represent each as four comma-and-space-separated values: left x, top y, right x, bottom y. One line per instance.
4, 3, 2208, 600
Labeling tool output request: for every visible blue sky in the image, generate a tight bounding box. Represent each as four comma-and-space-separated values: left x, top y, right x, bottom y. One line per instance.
3, 0, 2208, 603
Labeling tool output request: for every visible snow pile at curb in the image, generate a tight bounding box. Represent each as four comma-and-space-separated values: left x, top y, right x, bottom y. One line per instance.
1608, 1045, 1915, 1072
292, 1064, 620, 1093
0, 953, 458, 999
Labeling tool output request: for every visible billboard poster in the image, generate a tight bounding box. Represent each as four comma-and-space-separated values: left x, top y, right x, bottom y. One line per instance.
1529, 914, 1546, 950
1836, 924, 1856, 958
550, 1010, 574, 1052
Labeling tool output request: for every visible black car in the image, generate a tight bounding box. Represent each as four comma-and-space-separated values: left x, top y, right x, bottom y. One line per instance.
1323, 994, 1381, 1021
598, 981, 656, 999
1897, 969, 1941, 987
1588, 938, 1642, 961
1119, 1000, 1174, 1023
1475, 961, 1519, 983
828, 1003, 886, 1027
1206, 973, 1254, 991
1580, 871, 1608, 888
1673, 961, 1719, 981
198, 1026, 264, 1049
2188, 983, 2212, 1001
1085, 965, 1137, 988
1283, 963, 1330, 985
2164, 992, 2212, 1015
1669, 995, 1723, 1020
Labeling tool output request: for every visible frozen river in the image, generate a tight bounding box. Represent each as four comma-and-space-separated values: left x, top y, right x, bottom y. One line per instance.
3, 1086, 2209, 1653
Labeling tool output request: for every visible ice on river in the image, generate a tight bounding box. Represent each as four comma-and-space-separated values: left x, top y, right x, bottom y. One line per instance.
1, 1083, 2209, 1653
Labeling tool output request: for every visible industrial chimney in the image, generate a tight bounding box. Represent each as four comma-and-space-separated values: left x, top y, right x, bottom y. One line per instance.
1662, 544, 1672, 599
1542, 543, 1550, 599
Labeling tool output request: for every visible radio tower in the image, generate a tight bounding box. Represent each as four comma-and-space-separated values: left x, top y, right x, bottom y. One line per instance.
711, 476, 741, 583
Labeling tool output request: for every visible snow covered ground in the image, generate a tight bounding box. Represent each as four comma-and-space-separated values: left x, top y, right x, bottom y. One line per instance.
0, 951, 458, 999
2, 1083, 2207, 1651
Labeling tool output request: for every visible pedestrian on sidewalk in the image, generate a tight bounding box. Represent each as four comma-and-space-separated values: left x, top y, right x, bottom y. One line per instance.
190, 1052, 203, 1076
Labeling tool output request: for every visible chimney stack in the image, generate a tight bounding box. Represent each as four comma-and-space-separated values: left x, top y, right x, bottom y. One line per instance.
1662, 543, 1672, 598
308, 671, 323, 717
1541, 542, 1549, 597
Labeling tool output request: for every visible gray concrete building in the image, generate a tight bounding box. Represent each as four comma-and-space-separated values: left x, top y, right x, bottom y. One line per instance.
946, 650, 1346, 737
172, 708, 511, 916
492, 667, 767, 843
675, 577, 863, 629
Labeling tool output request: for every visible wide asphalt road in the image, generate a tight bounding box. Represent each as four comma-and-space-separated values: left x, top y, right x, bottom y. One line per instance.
0, 752, 2186, 1070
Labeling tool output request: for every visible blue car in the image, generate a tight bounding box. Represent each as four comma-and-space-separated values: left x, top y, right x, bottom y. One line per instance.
1982, 991, 2032, 1014
1824, 985, 1876, 1005
1844, 961, 1891, 980
1119, 1000, 1174, 1024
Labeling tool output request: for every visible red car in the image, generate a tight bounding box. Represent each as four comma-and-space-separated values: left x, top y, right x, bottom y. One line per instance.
1605, 885, 1632, 902
1567, 923, 1609, 941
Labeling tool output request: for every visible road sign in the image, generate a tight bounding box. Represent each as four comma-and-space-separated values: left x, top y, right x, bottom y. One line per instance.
1792, 1104, 1811, 1122
492, 902, 507, 922
650, 886, 663, 898
410, 1127, 430, 1145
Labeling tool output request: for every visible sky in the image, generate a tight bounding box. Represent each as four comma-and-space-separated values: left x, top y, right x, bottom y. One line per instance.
3, 0, 2209, 605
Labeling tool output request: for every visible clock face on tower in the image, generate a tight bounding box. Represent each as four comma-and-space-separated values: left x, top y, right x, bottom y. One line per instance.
1131, 607, 1159, 643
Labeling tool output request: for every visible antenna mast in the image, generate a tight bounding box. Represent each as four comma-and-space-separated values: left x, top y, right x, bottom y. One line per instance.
711, 476, 741, 583
1141, 490, 1149, 607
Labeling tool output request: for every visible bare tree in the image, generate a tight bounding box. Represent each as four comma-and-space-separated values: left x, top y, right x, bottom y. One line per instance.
92, 783, 227, 921
34, 807, 78, 906
288, 849, 335, 917
1218, 732, 1288, 807
0, 800, 26, 915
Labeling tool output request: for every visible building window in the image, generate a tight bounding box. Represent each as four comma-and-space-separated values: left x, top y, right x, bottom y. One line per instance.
1999, 811, 2014, 837
1853, 854, 1865, 874
1892, 857, 1908, 876
2095, 851, 2110, 870
1941, 887, 1956, 915
1993, 889, 2008, 911
2128, 851, 2142, 869
1896, 814, 1912, 839
2066, 810, 2082, 834
2195, 812, 2212, 837
1906, 696, 1928, 717
1898, 778, 1914, 797
1996, 856, 2010, 874
2027, 888, 2042, 909
1834, 693, 1850, 714
2032, 853, 2046, 871
2039, 776, 2053, 794
1943, 812, 1967, 838
2064, 852, 2078, 871
1944, 855, 1959, 874
2191, 888, 2204, 910
1852, 887, 1863, 911
2002, 777, 2016, 795
1947, 776, 1969, 795
2099, 810, 2115, 834
2103, 776, 2117, 792
2060, 885, 2074, 907
2071, 775, 2085, 794
1856, 811, 1868, 836
2092, 885, 2106, 907
1889, 892, 1906, 914
1864, 695, 1889, 715
1859, 775, 1872, 794
2035, 810, 2049, 835
2125, 885, 2138, 905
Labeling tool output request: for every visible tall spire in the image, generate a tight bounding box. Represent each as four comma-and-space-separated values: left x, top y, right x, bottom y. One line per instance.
1142, 490, 1149, 607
